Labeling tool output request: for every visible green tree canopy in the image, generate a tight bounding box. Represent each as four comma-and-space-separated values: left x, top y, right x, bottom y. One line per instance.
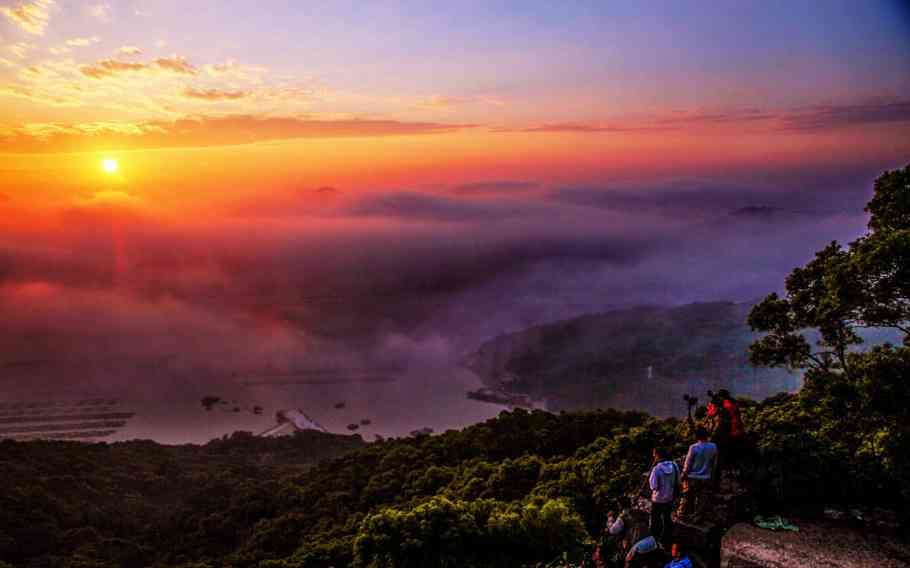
748, 164, 910, 499
748, 165, 910, 373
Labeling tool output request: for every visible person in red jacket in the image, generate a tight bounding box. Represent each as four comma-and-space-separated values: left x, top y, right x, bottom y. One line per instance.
719, 389, 744, 438
706, 393, 731, 446
718, 389, 746, 467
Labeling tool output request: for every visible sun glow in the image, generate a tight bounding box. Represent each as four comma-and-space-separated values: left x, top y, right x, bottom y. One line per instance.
102, 158, 119, 174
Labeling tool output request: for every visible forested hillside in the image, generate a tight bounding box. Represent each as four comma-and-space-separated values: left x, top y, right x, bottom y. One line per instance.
465, 302, 798, 416
465, 302, 901, 417
1, 393, 907, 568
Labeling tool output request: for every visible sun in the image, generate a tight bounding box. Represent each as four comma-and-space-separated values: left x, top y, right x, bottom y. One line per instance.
101, 158, 119, 174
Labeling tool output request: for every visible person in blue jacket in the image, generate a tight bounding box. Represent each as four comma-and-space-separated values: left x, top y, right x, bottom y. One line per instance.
664, 543, 693, 568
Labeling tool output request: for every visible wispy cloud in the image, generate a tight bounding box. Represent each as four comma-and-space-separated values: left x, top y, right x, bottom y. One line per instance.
79, 59, 146, 78
452, 180, 540, 195
414, 94, 507, 111
514, 99, 910, 134
86, 3, 110, 23
154, 55, 195, 75
80, 55, 197, 79
66, 35, 100, 47
513, 122, 665, 133
7, 41, 32, 58
182, 87, 249, 101
0, 84, 83, 106
116, 45, 141, 56
0, 0, 53, 35
46, 35, 99, 55
202, 60, 268, 82
781, 99, 910, 130
0, 114, 477, 153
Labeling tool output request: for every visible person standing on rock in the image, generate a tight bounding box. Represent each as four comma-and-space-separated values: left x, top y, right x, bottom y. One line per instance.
706, 391, 731, 480
718, 389, 746, 467
648, 446, 679, 547
677, 426, 717, 524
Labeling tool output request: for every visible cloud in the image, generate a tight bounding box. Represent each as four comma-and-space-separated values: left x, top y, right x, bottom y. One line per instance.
0, 114, 477, 152
415, 95, 469, 110
0, 282, 317, 403
0, 0, 53, 35
341, 191, 526, 222
0, 84, 80, 106
116, 45, 141, 56
513, 122, 666, 133
182, 87, 249, 101
79, 55, 197, 78
8, 41, 32, 58
648, 100, 910, 131
66, 35, 100, 47
87, 3, 110, 23
414, 95, 506, 111
781, 99, 910, 130
516, 99, 910, 134
46, 35, 99, 55
82, 190, 141, 206
550, 181, 760, 216
0, 158, 889, 440
154, 55, 195, 74
202, 59, 267, 80
79, 58, 145, 78
452, 181, 540, 195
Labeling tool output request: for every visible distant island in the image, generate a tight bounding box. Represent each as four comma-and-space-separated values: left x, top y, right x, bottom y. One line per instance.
464, 301, 900, 416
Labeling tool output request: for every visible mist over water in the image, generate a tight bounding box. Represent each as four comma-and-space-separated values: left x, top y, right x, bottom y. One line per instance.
0, 161, 902, 443
114, 368, 504, 445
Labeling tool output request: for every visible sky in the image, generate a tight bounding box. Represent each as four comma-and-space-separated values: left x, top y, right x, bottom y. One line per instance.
0, 1, 909, 441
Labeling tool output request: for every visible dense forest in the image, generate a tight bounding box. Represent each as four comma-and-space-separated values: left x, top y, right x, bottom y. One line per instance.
1, 393, 906, 568
1, 166, 908, 567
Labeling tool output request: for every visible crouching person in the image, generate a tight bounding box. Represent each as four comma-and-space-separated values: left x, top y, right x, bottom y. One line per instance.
625, 532, 666, 568
597, 497, 630, 566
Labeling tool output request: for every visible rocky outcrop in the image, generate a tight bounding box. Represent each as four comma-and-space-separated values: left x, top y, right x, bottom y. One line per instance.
720, 519, 910, 567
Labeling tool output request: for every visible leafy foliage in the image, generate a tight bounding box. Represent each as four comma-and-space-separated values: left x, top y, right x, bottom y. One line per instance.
748, 164, 910, 504
4, 394, 907, 567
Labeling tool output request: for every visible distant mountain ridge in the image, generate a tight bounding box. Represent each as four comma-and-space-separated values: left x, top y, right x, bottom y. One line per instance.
464, 302, 800, 416
465, 301, 902, 416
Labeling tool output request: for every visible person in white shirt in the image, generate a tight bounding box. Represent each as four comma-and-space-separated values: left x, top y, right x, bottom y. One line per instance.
649, 446, 679, 546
